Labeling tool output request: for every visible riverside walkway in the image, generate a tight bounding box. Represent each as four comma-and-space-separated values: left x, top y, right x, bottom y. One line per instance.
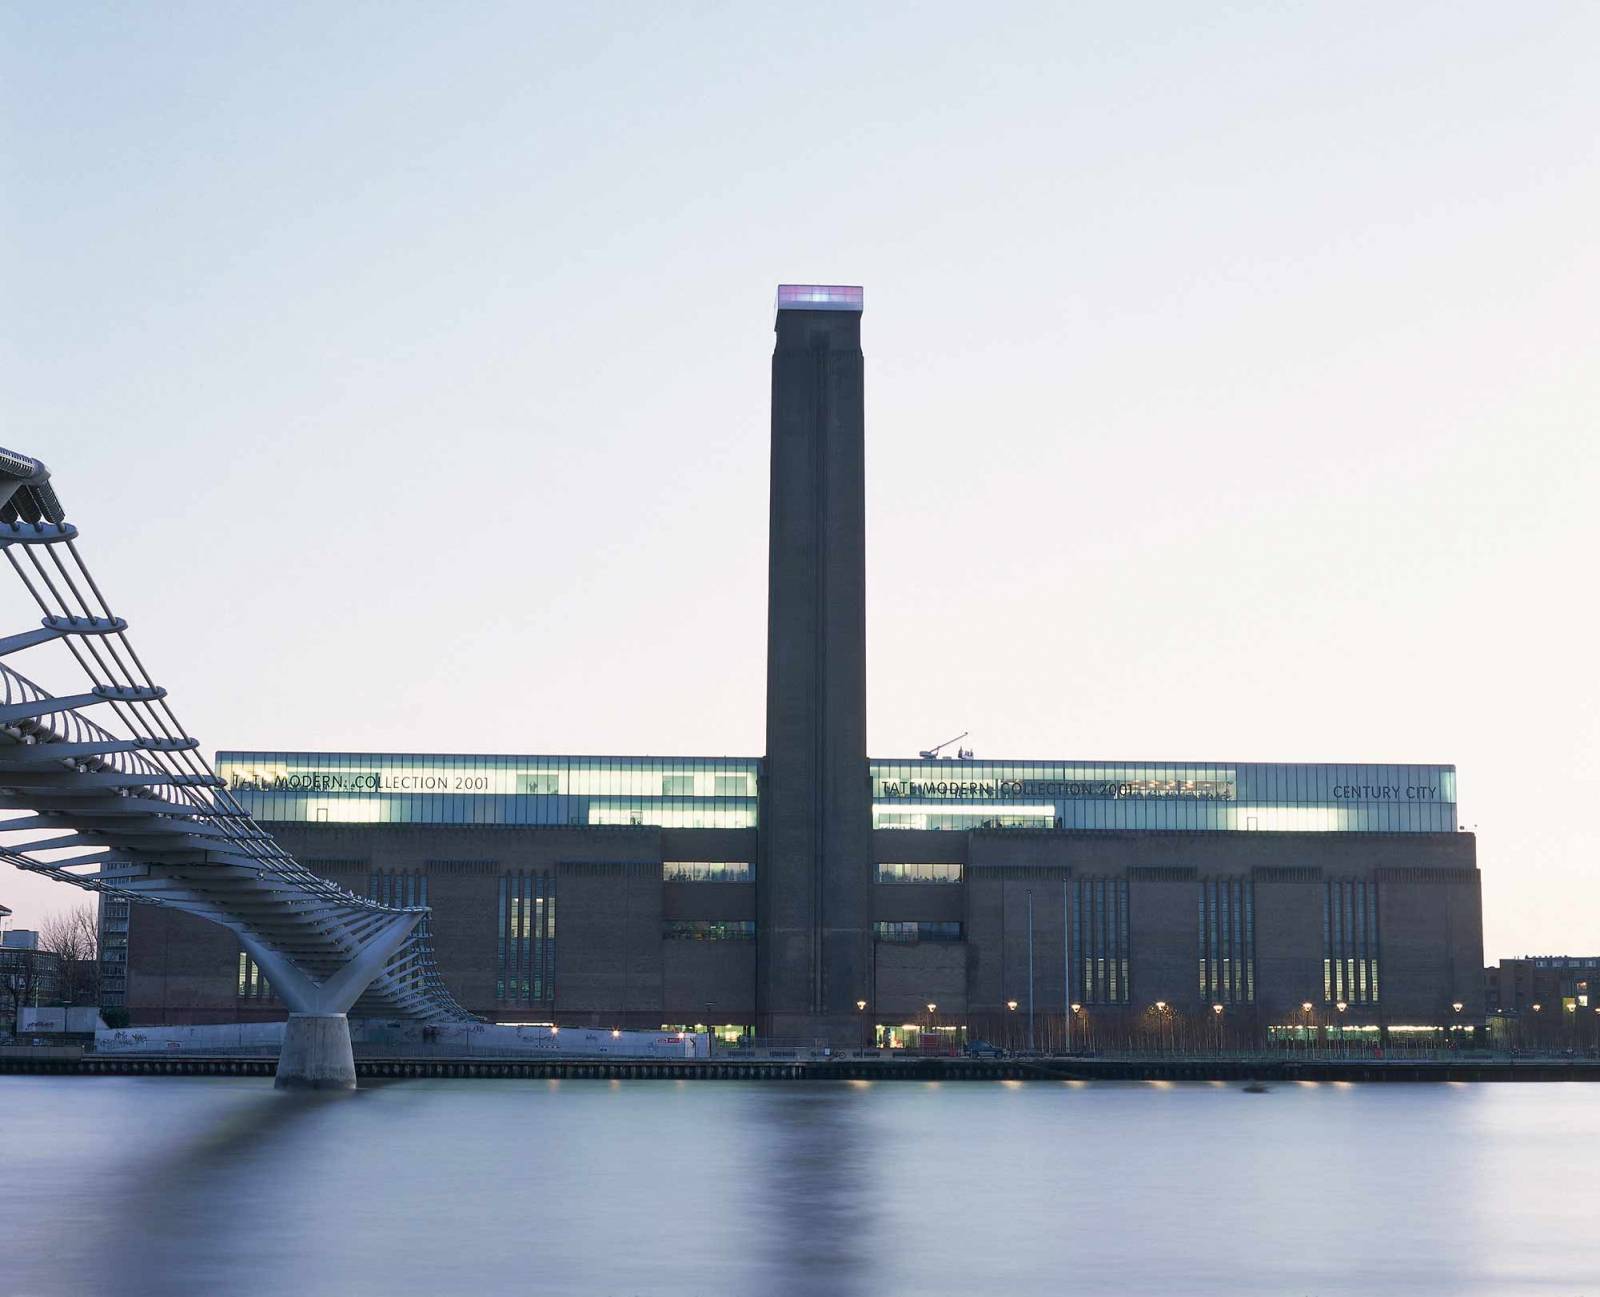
5, 1048, 1597, 1083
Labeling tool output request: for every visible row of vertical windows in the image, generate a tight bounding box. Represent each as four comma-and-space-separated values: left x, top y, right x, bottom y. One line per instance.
224, 867, 1375, 1008
873, 921, 964, 943
1199, 878, 1255, 1003
875, 862, 965, 884
236, 952, 272, 1000
1323, 879, 1380, 1003
1073, 877, 1130, 1004
662, 920, 756, 941
99, 897, 131, 1006
662, 862, 754, 882
497, 872, 555, 1002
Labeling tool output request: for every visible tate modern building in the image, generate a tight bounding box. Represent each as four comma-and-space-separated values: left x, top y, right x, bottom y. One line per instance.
118, 286, 1484, 1048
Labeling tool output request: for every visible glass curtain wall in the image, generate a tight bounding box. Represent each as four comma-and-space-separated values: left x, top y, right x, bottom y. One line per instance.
221, 752, 1453, 833
870, 761, 1456, 832
220, 753, 760, 829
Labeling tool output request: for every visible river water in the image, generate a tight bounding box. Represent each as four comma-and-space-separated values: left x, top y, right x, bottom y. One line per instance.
3, 1075, 1595, 1296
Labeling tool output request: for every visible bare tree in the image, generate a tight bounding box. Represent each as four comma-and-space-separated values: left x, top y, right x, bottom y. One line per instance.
38, 904, 100, 1005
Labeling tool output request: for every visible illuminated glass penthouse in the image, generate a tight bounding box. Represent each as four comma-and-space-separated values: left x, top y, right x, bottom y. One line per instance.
122, 284, 1483, 1045
219, 753, 761, 828
221, 753, 1455, 835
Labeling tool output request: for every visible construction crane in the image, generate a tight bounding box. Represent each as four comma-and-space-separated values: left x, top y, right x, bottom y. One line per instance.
919, 731, 972, 760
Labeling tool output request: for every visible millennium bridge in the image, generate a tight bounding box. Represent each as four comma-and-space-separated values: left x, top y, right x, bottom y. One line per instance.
0, 446, 473, 1087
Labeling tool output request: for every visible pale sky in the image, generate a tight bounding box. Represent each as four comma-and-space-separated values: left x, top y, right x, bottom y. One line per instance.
2, 3, 1596, 959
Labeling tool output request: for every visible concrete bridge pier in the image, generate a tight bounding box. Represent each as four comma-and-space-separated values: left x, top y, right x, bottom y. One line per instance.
277, 1014, 357, 1090
238, 913, 422, 1092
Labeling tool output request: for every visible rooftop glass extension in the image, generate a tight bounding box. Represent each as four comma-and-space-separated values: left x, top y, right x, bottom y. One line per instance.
869, 760, 1456, 833
219, 753, 1455, 833
218, 753, 759, 829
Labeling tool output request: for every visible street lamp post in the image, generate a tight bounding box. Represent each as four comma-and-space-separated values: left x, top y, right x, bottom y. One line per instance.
1451, 1000, 1464, 1052
857, 999, 869, 1051
926, 1002, 937, 1053
1006, 999, 1019, 1053
1301, 1002, 1315, 1056
1154, 1001, 1169, 1055
1070, 1002, 1083, 1056
1212, 1003, 1224, 1055
1025, 889, 1036, 1054
1336, 1001, 1348, 1057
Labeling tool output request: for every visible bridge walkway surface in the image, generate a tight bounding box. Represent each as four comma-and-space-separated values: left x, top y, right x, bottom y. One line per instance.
0, 447, 475, 1089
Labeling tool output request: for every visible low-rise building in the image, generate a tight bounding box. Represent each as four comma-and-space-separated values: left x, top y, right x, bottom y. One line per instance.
1484, 956, 1600, 1051
1, 937, 66, 1034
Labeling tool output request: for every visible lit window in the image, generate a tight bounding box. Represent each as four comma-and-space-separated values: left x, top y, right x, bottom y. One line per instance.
872, 921, 963, 943
663, 921, 756, 942
663, 862, 754, 883
876, 863, 964, 884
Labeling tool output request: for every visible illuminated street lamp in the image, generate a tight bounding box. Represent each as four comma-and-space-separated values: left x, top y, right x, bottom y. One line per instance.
1335, 1001, 1348, 1056
1301, 1001, 1315, 1054
857, 999, 869, 1051
1069, 1002, 1083, 1055
1211, 1003, 1224, 1054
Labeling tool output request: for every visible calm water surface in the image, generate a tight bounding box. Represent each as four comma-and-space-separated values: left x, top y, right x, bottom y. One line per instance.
3, 1076, 1596, 1296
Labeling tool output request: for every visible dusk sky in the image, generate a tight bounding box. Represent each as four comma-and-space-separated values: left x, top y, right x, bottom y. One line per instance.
2, 3, 1596, 958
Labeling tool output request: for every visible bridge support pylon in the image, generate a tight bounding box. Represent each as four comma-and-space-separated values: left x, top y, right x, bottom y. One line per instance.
237, 912, 423, 1091
277, 1014, 358, 1090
